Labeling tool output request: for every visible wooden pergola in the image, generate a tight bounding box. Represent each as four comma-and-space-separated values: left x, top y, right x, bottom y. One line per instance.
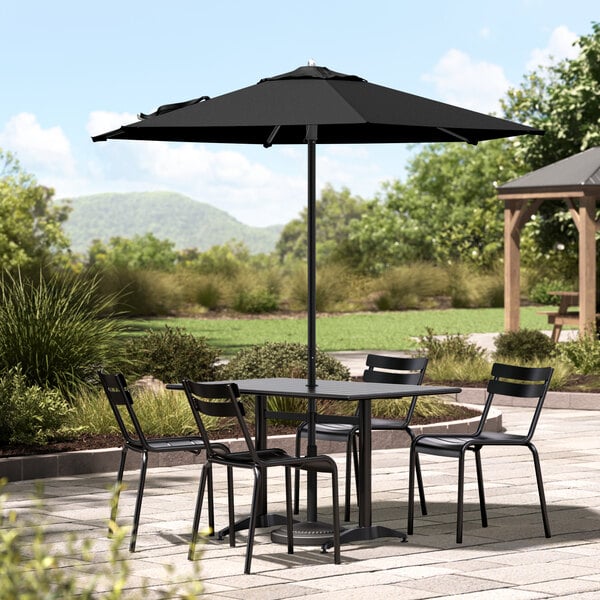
498, 147, 600, 336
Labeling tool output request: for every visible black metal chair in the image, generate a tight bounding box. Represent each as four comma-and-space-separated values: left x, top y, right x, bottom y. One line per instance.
407, 362, 554, 544
294, 354, 429, 521
98, 372, 227, 552
182, 379, 341, 574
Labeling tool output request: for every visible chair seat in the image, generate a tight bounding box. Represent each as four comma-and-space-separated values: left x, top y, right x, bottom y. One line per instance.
214, 446, 337, 472
298, 421, 356, 441
144, 436, 206, 452
416, 432, 530, 457
370, 417, 409, 430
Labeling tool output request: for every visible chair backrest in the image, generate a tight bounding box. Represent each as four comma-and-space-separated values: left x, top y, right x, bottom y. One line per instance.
182, 380, 258, 461
362, 354, 428, 385
477, 362, 554, 439
98, 371, 149, 448
361, 355, 429, 421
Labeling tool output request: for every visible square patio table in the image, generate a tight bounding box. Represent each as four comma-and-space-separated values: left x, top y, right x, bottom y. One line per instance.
211, 377, 461, 549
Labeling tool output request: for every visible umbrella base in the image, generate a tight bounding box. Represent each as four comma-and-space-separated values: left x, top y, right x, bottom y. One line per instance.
270, 520, 342, 546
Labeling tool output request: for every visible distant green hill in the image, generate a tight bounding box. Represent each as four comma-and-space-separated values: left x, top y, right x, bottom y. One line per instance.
62, 191, 283, 254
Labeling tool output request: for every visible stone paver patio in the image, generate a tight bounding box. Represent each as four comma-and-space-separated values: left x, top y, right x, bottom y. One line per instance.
3, 402, 600, 598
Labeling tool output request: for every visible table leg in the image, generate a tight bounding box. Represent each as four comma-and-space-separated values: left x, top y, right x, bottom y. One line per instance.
322, 398, 407, 551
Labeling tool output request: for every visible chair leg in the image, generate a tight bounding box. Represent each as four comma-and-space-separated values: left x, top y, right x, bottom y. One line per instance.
456, 453, 465, 544
130, 452, 148, 552
474, 449, 487, 528
285, 467, 294, 555
109, 446, 128, 534
414, 454, 428, 516
529, 444, 552, 538
352, 432, 360, 508
344, 435, 354, 522
189, 463, 209, 560
227, 466, 235, 547
244, 467, 261, 574
207, 463, 215, 535
332, 468, 341, 564
293, 431, 302, 515
407, 445, 416, 535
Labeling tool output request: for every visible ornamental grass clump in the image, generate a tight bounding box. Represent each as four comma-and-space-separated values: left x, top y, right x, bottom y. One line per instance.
0, 270, 125, 398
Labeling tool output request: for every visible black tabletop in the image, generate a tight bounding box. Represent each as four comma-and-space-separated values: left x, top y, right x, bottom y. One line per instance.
230, 377, 461, 400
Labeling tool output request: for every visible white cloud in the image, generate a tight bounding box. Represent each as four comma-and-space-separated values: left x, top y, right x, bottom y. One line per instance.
86, 110, 138, 138
0, 112, 76, 176
422, 49, 511, 114
526, 25, 579, 71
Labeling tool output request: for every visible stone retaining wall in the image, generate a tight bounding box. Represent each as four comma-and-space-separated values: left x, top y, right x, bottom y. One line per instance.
4, 385, 598, 483
0, 402, 499, 483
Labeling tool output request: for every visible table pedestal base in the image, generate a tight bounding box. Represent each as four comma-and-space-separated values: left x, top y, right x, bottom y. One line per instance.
321, 525, 408, 551
271, 520, 341, 546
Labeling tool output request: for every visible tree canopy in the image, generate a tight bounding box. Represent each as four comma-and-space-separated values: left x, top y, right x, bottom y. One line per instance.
276, 185, 367, 264
0, 149, 70, 270
343, 21, 600, 276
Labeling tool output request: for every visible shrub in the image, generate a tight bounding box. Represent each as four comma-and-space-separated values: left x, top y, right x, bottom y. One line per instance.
222, 342, 350, 418
527, 279, 574, 305
494, 329, 556, 362
286, 265, 351, 312
191, 273, 224, 310
373, 263, 449, 311
0, 270, 125, 397
418, 327, 486, 362
93, 266, 184, 316
126, 325, 220, 383
232, 288, 279, 314
555, 331, 600, 374
448, 264, 504, 308
0, 367, 71, 445
223, 341, 350, 381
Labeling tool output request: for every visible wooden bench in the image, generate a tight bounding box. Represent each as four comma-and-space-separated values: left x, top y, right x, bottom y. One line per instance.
538, 291, 599, 342
539, 291, 578, 342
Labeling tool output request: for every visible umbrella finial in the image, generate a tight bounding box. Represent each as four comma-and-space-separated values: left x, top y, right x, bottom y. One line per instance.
308, 58, 317, 66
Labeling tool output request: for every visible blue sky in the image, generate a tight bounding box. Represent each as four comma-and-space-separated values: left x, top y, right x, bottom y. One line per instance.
0, 1, 596, 227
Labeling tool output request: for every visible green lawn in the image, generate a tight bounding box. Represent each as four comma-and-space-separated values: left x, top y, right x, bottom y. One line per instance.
125, 306, 556, 356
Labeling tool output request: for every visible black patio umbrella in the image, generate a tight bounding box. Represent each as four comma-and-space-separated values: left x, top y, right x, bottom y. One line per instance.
93, 64, 542, 544
93, 64, 542, 389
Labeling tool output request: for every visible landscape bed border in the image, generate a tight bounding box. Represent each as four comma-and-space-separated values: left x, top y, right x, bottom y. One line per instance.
2, 387, 597, 482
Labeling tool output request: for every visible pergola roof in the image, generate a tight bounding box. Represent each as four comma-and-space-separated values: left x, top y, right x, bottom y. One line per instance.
498, 146, 600, 196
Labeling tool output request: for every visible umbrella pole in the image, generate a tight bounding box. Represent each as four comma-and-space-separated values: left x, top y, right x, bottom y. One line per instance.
307, 131, 317, 390
306, 133, 318, 524
273, 129, 337, 544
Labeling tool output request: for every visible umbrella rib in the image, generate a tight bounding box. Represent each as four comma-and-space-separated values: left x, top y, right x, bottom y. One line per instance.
438, 127, 476, 145
264, 125, 281, 148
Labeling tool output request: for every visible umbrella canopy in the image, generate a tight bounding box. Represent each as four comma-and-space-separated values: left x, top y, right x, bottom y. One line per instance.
93, 65, 543, 388
93, 65, 540, 145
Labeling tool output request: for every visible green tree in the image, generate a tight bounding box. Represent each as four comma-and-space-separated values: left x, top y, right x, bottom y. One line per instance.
347, 140, 522, 273
276, 185, 367, 264
87, 232, 178, 271
502, 21, 600, 170
502, 21, 600, 273
0, 149, 70, 270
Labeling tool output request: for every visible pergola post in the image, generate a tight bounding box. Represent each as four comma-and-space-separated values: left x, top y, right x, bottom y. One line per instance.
578, 195, 597, 334
504, 198, 521, 331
